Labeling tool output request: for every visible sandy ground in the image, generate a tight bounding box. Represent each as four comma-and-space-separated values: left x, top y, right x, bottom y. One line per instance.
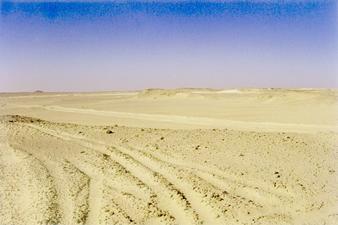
0, 88, 337, 225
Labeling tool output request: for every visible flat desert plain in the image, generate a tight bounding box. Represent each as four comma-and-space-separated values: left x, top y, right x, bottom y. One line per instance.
0, 88, 337, 225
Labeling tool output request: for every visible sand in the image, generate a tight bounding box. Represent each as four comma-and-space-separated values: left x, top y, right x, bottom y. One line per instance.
0, 88, 337, 225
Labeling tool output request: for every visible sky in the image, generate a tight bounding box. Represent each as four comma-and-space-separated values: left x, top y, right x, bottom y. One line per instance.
0, 0, 337, 92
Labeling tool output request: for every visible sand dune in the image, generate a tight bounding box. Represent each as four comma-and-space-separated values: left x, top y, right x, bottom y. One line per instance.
0, 89, 337, 225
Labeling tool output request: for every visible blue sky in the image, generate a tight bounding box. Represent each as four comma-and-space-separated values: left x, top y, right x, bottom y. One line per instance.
0, 1, 337, 91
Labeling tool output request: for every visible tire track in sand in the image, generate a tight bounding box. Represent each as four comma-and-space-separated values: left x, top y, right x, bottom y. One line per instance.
23, 123, 200, 225
7, 122, 136, 225
127, 144, 294, 205
2, 143, 61, 225
107, 145, 229, 224
22, 122, 268, 224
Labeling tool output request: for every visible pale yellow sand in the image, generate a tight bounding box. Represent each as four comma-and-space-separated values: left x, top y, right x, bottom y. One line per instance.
0, 89, 337, 225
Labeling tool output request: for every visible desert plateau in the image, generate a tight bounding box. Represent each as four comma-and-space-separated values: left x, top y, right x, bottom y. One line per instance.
0, 88, 337, 225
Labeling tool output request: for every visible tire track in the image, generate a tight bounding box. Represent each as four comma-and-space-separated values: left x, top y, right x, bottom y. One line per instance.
109, 145, 229, 224
133, 144, 294, 202
86, 177, 103, 225
3, 143, 61, 225
116, 145, 282, 224
19, 122, 154, 201
39, 122, 292, 223
8, 125, 90, 225
7, 122, 141, 225
103, 185, 175, 225
106, 147, 201, 224
16, 121, 297, 225
61, 157, 139, 225
43, 160, 90, 225
9, 123, 149, 225
30, 120, 291, 203
22, 123, 199, 225
101, 185, 137, 225
21, 122, 265, 224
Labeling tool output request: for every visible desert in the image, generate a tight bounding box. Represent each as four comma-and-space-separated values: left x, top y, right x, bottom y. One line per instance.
0, 88, 337, 225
